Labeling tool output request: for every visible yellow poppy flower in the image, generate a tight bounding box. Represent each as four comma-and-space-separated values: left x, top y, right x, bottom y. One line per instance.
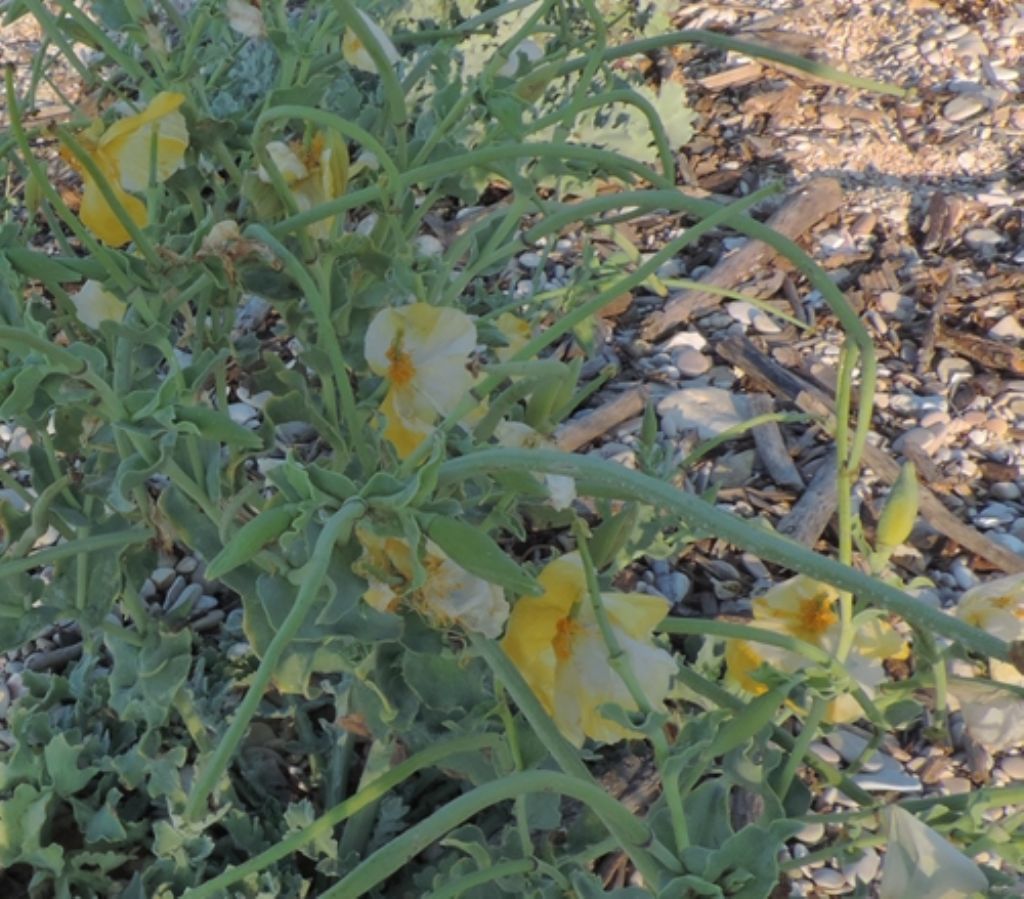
725, 576, 910, 724
365, 303, 476, 458
256, 131, 349, 238
342, 9, 400, 74
501, 552, 675, 747
64, 92, 188, 246
353, 528, 508, 637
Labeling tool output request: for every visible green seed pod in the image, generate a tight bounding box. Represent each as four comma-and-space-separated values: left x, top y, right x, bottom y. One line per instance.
206, 504, 297, 580
876, 461, 918, 552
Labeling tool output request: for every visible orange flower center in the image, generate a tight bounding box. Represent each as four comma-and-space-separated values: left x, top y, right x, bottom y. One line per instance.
553, 616, 584, 661
386, 342, 416, 386
797, 598, 838, 638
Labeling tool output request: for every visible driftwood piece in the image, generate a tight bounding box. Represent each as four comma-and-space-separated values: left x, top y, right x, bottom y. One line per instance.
777, 451, 838, 546
555, 386, 648, 452
718, 335, 1024, 575
641, 177, 843, 341
748, 393, 804, 489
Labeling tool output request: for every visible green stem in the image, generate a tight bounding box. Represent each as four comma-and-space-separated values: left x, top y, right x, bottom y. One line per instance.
426, 859, 536, 899
0, 530, 150, 579
679, 412, 809, 471
834, 341, 858, 662
185, 734, 501, 899
332, 0, 407, 127
319, 770, 662, 899
184, 499, 366, 821
441, 450, 1012, 664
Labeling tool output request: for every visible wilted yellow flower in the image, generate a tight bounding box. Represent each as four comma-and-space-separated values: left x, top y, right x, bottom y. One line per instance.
948, 679, 1024, 753
342, 9, 400, 74
64, 92, 188, 246
226, 0, 266, 38
725, 576, 910, 724
354, 528, 508, 637
501, 552, 675, 746
365, 303, 476, 458
879, 806, 987, 899
494, 312, 533, 362
955, 572, 1024, 642
257, 131, 348, 238
71, 280, 126, 329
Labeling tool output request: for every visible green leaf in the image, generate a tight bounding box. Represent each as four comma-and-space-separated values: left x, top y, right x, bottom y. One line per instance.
205, 504, 298, 580
44, 732, 98, 796
107, 628, 192, 729
172, 403, 264, 450
424, 517, 541, 596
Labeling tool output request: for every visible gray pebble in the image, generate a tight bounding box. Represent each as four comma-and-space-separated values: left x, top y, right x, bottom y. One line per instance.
194, 595, 220, 615
165, 575, 187, 607
991, 482, 1023, 502
943, 95, 986, 122
667, 571, 691, 603
151, 567, 176, 590
940, 776, 973, 796
811, 867, 847, 894
176, 556, 199, 575
964, 227, 1005, 250
991, 532, 1024, 555
751, 311, 782, 334
673, 347, 711, 377
228, 402, 257, 426
518, 251, 542, 269
810, 741, 841, 766
842, 847, 881, 885
945, 24, 970, 40
165, 583, 202, 616
976, 502, 1017, 528
950, 558, 979, 590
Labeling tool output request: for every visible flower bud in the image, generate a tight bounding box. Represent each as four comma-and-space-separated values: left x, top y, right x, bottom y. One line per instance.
876, 461, 918, 552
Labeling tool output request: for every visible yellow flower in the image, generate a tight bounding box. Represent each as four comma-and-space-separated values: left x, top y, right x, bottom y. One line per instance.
354, 528, 508, 637
954, 572, 1024, 642
256, 131, 349, 238
494, 312, 533, 362
501, 553, 675, 746
725, 576, 910, 724
71, 280, 126, 329
365, 303, 476, 458
342, 9, 400, 74
225, 0, 266, 39
64, 92, 188, 246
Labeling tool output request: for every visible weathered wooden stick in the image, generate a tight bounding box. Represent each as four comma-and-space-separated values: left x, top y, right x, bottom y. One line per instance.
748, 393, 805, 489
555, 386, 648, 452
718, 335, 1024, 574
642, 177, 843, 340
777, 450, 838, 546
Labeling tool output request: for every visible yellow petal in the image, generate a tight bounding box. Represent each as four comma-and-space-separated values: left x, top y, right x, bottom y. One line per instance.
417, 545, 509, 638
379, 388, 434, 459
753, 575, 839, 643
602, 591, 669, 641
724, 639, 770, 695
955, 572, 1024, 642
101, 92, 188, 193
71, 280, 127, 329
258, 141, 308, 185
79, 170, 148, 246
342, 9, 400, 74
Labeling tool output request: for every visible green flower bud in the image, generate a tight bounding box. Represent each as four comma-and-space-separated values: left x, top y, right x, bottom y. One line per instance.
876, 461, 918, 552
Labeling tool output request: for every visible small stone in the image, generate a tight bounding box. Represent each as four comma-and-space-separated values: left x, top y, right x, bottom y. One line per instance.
139, 579, 158, 601
991, 532, 1024, 555
989, 315, 1024, 340
667, 571, 691, 603
673, 347, 711, 377
664, 330, 707, 352
751, 311, 782, 334
950, 558, 979, 590
939, 776, 973, 796
999, 756, 1024, 780
795, 821, 825, 844
821, 113, 844, 130
657, 387, 749, 440
176, 556, 199, 575
194, 595, 220, 615
165, 575, 187, 607
943, 95, 986, 122
937, 357, 974, 384
726, 301, 756, 325
842, 847, 881, 885
976, 502, 1017, 528
811, 867, 847, 894
151, 567, 176, 590
986, 417, 1009, 438
964, 227, 1005, 250
165, 583, 201, 616
413, 234, 443, 257
518, 251, 542, 269
893, 427, 940, 456
945, 24, 970, 40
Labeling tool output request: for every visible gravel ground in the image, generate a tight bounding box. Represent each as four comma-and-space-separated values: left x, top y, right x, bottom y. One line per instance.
2, 1, 1024, 896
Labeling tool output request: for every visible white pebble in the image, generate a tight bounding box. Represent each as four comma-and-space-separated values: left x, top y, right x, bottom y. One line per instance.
673, 347, 711, 378
812, 867, 848, 894
999, 756, 1024, 780
842, 847, 881, 885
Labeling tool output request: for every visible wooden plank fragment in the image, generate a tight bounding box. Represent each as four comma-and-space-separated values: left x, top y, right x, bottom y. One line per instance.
718, 335, 1024, 575
748, 393, 805, 489
641, 177, 843, 341
777, 451, 838, 546
555, 387, 648, 452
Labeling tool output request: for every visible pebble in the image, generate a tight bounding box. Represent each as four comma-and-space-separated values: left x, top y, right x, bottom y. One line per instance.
999, 756, 1024, 780
936, 357, 973, 384
726, 301, 756, 325
976, 502, 1017, 528
811, 867, 847, 894
989, 315, 1024, 341
795, 821, 825, 844
943, 95, 986, 122
228, 402, 257, 425
826, 730, 883, 772
963, 227, 1005, 251
893, 427, 941, 456
842, 848, 881, 885
939, 776, 973, 796
165, 575, 187, 607
664, 330, 707, 351
518, 251, 542, 269
657, 387, 748, 440
950, 558, 979, 590
810, 741, 841, 766
751, 311, 782, 334
673, 347, 711, 377
151, 567, 176, 590
176, 556, 199, 575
